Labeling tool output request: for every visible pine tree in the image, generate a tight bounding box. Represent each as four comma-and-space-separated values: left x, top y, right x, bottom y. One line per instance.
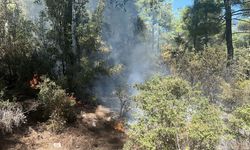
182, 0, 222, 50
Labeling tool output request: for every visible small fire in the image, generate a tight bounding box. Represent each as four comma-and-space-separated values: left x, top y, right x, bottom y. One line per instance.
114, 120, 125, 133
29, 74, 41, 89
67, 93, 80, 106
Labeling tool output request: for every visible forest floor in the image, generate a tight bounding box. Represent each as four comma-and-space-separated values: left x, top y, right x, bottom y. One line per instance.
0, 124, 126, 150
0, 101, 126, 150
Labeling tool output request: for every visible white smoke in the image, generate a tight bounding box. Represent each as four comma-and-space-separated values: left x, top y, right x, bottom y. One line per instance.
94, 0, 167, 119
18, 0, 44, 20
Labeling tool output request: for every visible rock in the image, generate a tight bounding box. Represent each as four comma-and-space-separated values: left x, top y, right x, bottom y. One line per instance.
53, 142, 62, 148
81, 105, 115, 128
95, 105, 111, 119
81, 112, 98, 127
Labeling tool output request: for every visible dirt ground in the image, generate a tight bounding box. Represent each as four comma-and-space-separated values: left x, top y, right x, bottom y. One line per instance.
0, 122, 126, 150
0, 104, 126, 150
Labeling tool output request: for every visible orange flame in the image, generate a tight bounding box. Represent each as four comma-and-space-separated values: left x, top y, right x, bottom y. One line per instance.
29, 74, 40, 89
114, 120, 125, 133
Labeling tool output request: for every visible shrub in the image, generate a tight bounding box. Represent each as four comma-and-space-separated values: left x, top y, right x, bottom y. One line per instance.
162, 45, 227, 102
0, 100, 26, 133
234, 48, 250, 80
37, 77, 76, 132
225, 105, 250, 149
220, 80, 250, 110
124, 76, 224, 150
115, 86, 131, 118
230, 105, 250, 137
188, 103, 224, 150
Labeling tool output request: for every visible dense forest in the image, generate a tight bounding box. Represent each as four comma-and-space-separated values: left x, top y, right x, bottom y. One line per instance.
0, 0, 250, 149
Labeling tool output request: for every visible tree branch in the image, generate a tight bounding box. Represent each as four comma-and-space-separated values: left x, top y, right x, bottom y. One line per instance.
232, 12, 249, 16
232, 9, 250, 14
233, 31, 250, 34
233, 18, 250, 23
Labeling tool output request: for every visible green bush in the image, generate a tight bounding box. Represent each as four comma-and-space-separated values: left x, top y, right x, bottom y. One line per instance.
162, 45, 227, 102
220, 80, 250, 110
37, 77, 76, 132
124, 76, 224, 150
188, 103, 224, 150
227, 104, 250, 147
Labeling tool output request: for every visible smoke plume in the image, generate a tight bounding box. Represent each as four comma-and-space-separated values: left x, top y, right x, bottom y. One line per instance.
94, 0, 166, 119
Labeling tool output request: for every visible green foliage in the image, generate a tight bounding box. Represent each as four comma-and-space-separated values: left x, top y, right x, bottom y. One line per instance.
136, 0, 173, 48
136, 0, 172, 29
37, 77, 76, 132
234, 20, 250, 48
163, 14, 250, 146
0, 0, 37, 84
220, 80, 250, 109
72, 0, 112, 97
124, 76, 224, 150
188, 103, 224, 150
182, 0, 222, 50
229, 105, 250, 142
39, 0, 110, 99
162, 45, 228, 101
234, 48, 250, 80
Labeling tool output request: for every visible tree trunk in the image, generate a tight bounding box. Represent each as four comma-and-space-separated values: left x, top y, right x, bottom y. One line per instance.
224, 0, 234, 60
193, 35, 197, 50
204, 8, 208, 47
63, 0, 74, 91
72, 0, 77, 56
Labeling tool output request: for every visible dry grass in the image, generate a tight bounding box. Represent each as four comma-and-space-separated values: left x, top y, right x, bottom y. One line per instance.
0, 105, 126, 150
0, 101, 26, 133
